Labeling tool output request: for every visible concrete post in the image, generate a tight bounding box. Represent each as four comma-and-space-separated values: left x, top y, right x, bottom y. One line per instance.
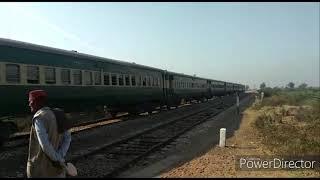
261, 92, 264, 102
219, 128, 226, 147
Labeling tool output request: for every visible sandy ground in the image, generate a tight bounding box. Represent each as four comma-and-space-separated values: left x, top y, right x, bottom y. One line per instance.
160, 108, 320, 178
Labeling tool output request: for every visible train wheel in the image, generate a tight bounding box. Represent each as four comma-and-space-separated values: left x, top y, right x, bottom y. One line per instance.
147, 106, 154, 115
128, 109, 140, 116
0, 122, 18, 146
110, 112, 117, 119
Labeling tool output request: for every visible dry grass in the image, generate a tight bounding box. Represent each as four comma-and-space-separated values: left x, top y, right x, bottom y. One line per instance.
253, 89, 320, 156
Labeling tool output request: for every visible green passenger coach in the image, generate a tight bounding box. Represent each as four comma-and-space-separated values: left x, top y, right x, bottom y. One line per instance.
0, 38, 164, 117
0, 38, 245, 123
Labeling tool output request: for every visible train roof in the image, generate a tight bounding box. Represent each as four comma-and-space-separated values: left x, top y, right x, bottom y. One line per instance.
0, 38, 244, 86
165, 70, 208, 81
0, 38, 164, 72
166, 71, 229, 83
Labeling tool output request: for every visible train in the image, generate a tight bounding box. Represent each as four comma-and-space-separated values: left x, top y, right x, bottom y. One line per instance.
0, 38, 245, 119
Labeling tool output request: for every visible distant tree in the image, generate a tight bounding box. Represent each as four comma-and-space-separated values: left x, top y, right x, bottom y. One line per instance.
273, 86, 281, 91
245, 85, 249, 90
298, 83, 308, 89
286, 82, 295, 89
260, 82, 266, 90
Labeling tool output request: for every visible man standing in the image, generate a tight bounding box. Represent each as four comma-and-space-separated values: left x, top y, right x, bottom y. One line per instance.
27, 90, 71, 178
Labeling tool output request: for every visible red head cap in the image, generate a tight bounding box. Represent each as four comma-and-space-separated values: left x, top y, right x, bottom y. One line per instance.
29, 90, 48, 101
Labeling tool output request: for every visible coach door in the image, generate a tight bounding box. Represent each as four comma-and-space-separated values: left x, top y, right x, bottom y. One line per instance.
163, 73, 174, 104
168, 75, 174, 93
207, 80, 212, 97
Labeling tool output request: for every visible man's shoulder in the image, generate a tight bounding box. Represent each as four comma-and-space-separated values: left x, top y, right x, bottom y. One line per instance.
33, 107, 54, 120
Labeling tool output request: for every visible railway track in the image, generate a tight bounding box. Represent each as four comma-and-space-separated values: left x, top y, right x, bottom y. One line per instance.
72, 95, 239, 177
1, 100, 205, 149
1, 97, 219, 149
1, 114, 129, 149
0, 93, 248, 177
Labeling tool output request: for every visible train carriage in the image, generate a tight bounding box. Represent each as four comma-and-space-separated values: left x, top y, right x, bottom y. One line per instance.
163, 71, 211, 106
0, 37, 246, 120
0, 38, 165, 117
210, 80, 226, 96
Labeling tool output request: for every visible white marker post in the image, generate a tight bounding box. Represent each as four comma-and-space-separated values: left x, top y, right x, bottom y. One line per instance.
219, 128, 226, 148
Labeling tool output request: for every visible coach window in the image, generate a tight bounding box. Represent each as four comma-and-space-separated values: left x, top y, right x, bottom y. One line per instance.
154, 77, 158, 87
104, 73, 110, 85
45, 67, 56, 84
131, 75, 136, 86
6, 64, 20, 83
61, 69, 71, 85
119, 74, 124, 86
136, 75, 140, 86
125, 75, 130, 86
84, 71, 93, 85
137, 76, 142, 86
27, 66, 39, 84
94, 72, 101, 85
111, 74, 117, 86
149, 76, 152, 87
73, 70, 82, 85
143, 76, 146, 87
146, 76, 150, 87
156, 77, 159, 87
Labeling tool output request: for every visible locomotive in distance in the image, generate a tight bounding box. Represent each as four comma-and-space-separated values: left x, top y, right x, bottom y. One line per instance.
0, 38, 245, 118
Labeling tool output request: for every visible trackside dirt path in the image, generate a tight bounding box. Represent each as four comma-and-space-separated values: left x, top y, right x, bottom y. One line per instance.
160, 108, 320, 178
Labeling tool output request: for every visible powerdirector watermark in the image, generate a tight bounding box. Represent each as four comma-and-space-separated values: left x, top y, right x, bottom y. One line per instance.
235, 155, 320, 171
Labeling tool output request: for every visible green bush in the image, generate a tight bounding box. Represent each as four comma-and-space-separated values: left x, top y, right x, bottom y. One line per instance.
259, 89, 320, 107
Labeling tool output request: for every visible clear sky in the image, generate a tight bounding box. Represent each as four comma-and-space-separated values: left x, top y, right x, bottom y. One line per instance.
0, 2, 319, 88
